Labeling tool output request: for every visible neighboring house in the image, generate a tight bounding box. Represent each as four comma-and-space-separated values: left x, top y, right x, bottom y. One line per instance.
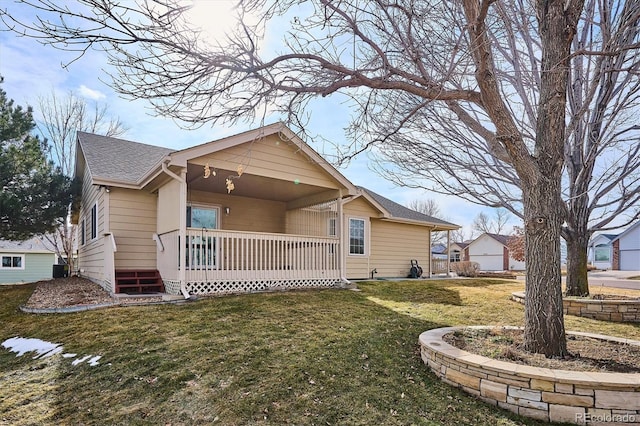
0, 237, 56, 284
588, 233, 618, 270
431, 243, 447, 260
611, 222, 640, 271
464, 233, 525, 271
73, 123, 459, 296
449, 242, 469, 263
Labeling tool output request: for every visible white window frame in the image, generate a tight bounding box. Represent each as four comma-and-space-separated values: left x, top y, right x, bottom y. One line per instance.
90, 203, 98, 241
594, 244, 610, 262
186, 203, 221, 229
1, 254, 25, 270
348, 216, 369, 256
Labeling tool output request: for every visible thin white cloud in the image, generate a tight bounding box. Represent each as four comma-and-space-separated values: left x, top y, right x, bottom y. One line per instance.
78, 84, 106, 100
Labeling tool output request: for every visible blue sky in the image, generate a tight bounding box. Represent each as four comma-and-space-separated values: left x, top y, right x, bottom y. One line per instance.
0, 0, 515, 237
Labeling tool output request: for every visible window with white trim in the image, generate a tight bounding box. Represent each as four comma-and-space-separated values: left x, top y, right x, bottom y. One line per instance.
187, 205, 219, 229
594, 244, 610, 262
90, 203, 97, 240
349, 218, 366, 255
1, 254, 24, 270
80, 219, 86, 246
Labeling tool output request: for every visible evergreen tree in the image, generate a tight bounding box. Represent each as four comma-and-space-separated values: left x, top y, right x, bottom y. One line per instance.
0, 78, 71, 240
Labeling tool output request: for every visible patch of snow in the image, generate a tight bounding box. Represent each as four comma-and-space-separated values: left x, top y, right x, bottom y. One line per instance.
1, 336, 62, 358
72, 355, 92, 366
1, 336, 102, 367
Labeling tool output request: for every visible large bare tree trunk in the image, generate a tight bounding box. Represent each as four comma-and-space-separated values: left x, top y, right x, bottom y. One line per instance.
521, 0, 581, 357
523, 182, 567, 357
564, 228, 590, 296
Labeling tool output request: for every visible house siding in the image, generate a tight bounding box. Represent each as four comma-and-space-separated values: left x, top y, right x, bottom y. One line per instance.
190, 134, 341, 190
468, 235, 504, 271
110, 188, 158, 270
189, 190, 286, 233
369, 219, 431, 279
0, 252, 56, 284
77, 165, 106, 284
343, 198, 375, 279
342, 197, 431, 279
157, 178, 181, 233
617, 223, 640, 271
466, 234, 524, 271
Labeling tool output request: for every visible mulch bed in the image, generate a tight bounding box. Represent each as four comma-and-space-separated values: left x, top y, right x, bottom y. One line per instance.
23, 276, 163, 309
443, 327, 640, 373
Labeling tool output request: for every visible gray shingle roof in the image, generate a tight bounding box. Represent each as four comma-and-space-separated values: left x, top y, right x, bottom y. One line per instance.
452, 241, 469, 249
358, 187, 459, 228
77, 132, 173, 184
485, 233, 511, 246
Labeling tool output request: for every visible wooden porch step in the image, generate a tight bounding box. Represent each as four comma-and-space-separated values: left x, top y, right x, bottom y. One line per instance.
115, 269, 164, 294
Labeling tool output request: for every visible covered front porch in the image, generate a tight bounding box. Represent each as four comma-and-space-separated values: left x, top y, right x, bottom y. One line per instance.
150, 127, 357, 296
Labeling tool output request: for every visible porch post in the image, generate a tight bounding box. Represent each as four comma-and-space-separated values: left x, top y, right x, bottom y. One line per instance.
337, 196, 347, 282
429, 228, 433, 276
446, 230, 451, 277
178, 169, 187, 287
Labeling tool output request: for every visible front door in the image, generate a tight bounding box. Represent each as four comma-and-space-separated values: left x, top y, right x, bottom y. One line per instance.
186, 205, 220, 269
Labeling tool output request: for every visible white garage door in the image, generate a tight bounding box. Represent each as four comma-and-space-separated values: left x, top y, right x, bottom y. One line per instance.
619, 250, 640, 271
473, 255, 504, 271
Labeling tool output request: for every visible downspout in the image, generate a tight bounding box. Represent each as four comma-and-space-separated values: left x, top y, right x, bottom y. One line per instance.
161, 161, 191, 299
337, 196, 350, 285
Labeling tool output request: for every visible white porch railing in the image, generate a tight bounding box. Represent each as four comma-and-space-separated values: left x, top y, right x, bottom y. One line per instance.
156, 228, 341, 295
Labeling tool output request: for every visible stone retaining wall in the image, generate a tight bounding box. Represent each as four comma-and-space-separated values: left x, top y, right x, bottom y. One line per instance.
419, 326, 640, 425
511, 292, 640, 323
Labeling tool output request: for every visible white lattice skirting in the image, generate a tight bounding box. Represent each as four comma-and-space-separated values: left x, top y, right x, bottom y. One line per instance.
163, 280, 182, 295
185, 278, 341, 295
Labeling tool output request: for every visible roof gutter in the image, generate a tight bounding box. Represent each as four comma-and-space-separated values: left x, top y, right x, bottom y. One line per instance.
161, 159, 185, 184
379, 217, 460, 231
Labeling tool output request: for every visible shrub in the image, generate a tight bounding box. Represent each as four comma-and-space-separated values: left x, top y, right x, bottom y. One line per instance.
452, 261, 480, 277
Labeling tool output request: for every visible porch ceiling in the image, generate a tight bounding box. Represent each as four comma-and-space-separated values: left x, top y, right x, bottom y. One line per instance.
186, 163, 333, 203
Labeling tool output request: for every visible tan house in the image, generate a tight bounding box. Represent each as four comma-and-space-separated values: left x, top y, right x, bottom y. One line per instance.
73, 123, 459, 297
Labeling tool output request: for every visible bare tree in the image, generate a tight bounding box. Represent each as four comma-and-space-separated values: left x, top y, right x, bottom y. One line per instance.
472, 212, 492, 234
562, 0, 640, 296
371, 0, 640, 297
37, 90, 128, 274
472, 209, 511, 235
407, 198, 449, 245
407, 199, 441, 218
1, 0, 591, 356
37, 90, 128, 177
451, 227, 475, 244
